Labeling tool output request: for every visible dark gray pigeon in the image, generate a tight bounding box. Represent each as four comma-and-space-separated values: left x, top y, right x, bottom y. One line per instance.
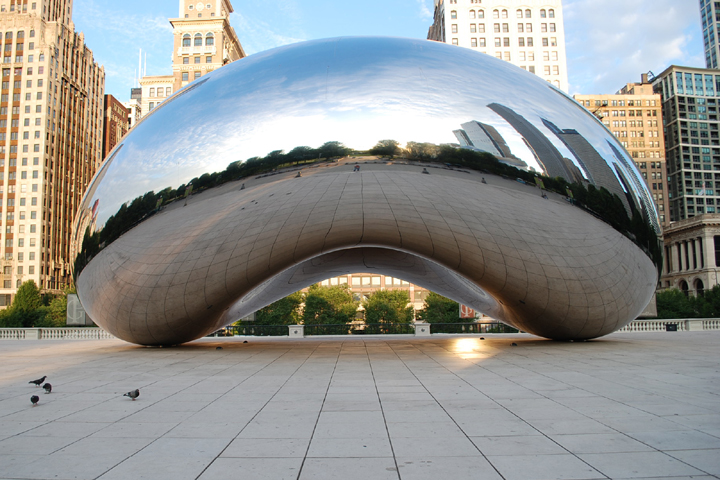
216, 346, 223, 350
123, 389, 140, 401
30, 395, 39, 406
43, 383, 52, 394
29, 376, 46, 386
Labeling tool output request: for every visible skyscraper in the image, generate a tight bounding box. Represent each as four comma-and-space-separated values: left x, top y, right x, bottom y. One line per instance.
0, 0, 105, 303
653, 65, 720, 222
574, 76, 668, 226
138, 0, 245, 118
488, 103, 573, 179
427, 0, 568, 91
700, 0, 720, 68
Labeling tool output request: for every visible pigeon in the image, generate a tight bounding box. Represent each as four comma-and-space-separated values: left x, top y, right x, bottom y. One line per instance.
30, 395, 39, 406
123, 389, 140, 401
43, 383, 52, 394
511, 342, 518, 346
243, 340, 248, 344
480, 337, 485, 340
28, 376, 46, 387
216, 346, 223, 350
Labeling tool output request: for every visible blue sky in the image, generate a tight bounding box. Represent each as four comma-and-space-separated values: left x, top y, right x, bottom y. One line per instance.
74, 0, 705, 100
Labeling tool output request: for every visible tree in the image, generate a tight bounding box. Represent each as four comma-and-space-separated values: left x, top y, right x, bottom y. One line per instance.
302, 284, 358, 325
416, 292, 459, 323
5, 280, 44, 327
318, 141, 351, 159
656, 288, 696, 319
363, 290, 414, 326
370, 140, 401, 158
255, 292, 303, 325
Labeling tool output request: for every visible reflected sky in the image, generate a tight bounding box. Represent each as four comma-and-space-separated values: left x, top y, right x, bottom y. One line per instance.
80, 37, 657, 230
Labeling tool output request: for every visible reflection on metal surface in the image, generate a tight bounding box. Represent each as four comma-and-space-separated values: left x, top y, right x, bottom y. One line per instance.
72, 37, 661, 345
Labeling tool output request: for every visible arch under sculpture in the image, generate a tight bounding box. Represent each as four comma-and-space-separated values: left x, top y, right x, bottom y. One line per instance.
72, 37, 661, 346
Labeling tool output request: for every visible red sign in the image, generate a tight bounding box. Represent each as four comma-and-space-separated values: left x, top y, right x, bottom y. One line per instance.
460, 305, 475, 319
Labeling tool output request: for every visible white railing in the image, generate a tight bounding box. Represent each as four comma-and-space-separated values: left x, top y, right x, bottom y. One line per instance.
0, 327, 114, 340
0, 328, 26, 339
703, 319, 720, 330
618, 320, 686, 332
39, 328, 115, 340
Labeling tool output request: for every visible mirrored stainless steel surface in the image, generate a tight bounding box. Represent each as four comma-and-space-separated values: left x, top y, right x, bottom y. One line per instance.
72, 37, 661, 345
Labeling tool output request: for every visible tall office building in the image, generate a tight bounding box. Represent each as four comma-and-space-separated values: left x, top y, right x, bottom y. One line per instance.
0, 0, 105, 304
103, 95, 128, 161
138, 0, 245, 118
701, 0, 720, 68
574, 75, 669, 226
427, 0, 568, 91
652, 66, 720, 222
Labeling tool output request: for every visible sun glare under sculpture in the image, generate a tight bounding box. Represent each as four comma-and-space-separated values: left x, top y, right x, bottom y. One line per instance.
72, 37, 661, 345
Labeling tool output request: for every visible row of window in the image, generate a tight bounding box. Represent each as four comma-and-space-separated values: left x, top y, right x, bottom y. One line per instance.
2, 265, 36, 276
181, 33, 215, 47
0, 2, 38, 13
452, 22, 556, 33
455, 37, 558, 48
320, 276, 411, 287
578, 99, 658, 107
449, 8, 555, 19
182, 56, 213, 65
147, 87, 172, 98
1, 30, 36, 40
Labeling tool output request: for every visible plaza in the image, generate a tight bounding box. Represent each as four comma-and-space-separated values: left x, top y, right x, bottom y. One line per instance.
0, 332, 718, 480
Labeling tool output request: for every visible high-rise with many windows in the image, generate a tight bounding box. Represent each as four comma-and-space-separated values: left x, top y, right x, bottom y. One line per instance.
427, 0, 568, 91
138, 0, 245, 119
653, 66, 720, 222
700, 0, 720, 68
574, 75, 669, 227
0, 0, 105, 305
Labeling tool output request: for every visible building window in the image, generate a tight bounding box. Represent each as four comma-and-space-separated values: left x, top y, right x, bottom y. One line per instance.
452, 38, 458, 45
149, 88, 155, 97
183, 34, 191, 47
205, 33, 214, 46
451, 24, 458, 33
166, 87, 171, 96
548, 9, 555, 18
493, 9, 499, 19
478, 10, 484, 18
470, 24, 476, 33
451, 10, 457, 19
194, 34, 203, 46
471, 38, 477, 47
540, 9, 546, 18
183, 57, 189, 64
194, 56, 201, 64
469, 10, 476, 19
194, 71, 201, 80
182, 72, 189, 81
525, 9, 531, 18
517, 9, 523, 18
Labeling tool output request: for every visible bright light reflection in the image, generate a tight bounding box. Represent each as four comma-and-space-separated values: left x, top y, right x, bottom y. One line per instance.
453, 338, 481, 354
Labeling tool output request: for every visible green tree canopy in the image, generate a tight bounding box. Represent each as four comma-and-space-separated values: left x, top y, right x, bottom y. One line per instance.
255, 291, 303, 325
363, 290, 414, 324
416, 292, 459, 323
302, 284, 359, 324
369, 140, 401, 158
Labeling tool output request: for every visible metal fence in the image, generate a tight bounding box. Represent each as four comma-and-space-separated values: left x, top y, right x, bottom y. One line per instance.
430, 323, 519, 334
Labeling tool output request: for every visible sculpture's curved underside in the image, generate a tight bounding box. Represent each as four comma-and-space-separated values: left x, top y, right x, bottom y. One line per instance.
72, 37, 661, 345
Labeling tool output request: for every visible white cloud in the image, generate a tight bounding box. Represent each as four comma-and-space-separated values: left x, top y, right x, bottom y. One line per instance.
230, 11, 306, 56
564, 0, 704, 94
417, 0, 433, 20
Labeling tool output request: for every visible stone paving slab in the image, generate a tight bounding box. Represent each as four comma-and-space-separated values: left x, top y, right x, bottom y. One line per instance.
0, 332, 719, 480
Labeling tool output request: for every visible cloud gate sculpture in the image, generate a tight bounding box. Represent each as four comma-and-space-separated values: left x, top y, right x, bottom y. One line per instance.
72, 37, 661, 345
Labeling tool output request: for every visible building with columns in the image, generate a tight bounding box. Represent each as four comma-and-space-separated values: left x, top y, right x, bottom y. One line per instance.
661, 214, 720, 296
427, 0, 568, 91
0, 0, 105, 304
138, 0, 245, 118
